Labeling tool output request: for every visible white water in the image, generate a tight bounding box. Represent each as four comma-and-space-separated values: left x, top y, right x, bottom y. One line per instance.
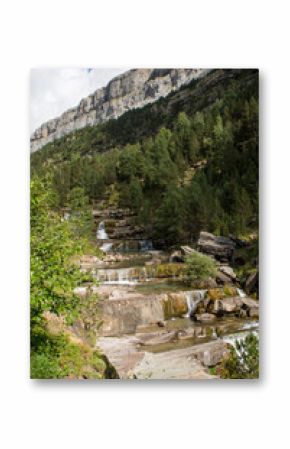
241, 320, 259, 330
97, 221, 113, 252
184, 290, 207, 317
97, 266, 149, 285
222, 327, 259, 358
237, 288, 246, 297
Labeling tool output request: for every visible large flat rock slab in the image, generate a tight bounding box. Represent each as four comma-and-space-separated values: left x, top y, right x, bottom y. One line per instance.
131, 347, 215, 379
98, 336, 228, 380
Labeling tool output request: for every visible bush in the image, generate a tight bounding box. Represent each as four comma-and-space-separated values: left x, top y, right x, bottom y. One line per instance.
220, 333, 259, 379
30, 331, 107, 379
184, 251, 217, 285
30, 353, 62, 379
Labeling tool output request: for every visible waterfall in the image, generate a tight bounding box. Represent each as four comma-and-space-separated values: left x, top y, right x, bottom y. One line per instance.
185, 290, 206, 317
97, 221, 113, 252
96, 266, 152, 285
222, 330, 259, 358
237, 288, 246, 297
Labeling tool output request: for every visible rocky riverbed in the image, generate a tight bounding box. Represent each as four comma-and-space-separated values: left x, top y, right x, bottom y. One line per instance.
77, 222, 259, 379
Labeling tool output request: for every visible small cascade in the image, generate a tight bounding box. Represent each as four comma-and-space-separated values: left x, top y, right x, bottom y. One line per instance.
96, 266, 152, 285
237, 288, 246, 297
97, 221, 113, 252
185, 290, 207, 318
222, 328, 259, 357
241, 320, 259, 330
212, 328, 218, 339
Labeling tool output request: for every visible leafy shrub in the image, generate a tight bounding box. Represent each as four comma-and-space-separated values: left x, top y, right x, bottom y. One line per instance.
30, 331, 107, 379
184, 251, 217, 284
220, 333, 259, 379
30, 353, 62, 379
30, 177, 106, 379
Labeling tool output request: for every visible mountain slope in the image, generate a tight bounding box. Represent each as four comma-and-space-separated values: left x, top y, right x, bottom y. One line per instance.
31, 68, 259, 246
30, 68, 208, 152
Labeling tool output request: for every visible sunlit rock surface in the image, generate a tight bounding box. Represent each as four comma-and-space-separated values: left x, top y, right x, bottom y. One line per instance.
30, 69, 209, 152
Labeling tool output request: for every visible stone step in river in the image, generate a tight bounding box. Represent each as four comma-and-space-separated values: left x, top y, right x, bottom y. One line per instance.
91, 222, 259, 378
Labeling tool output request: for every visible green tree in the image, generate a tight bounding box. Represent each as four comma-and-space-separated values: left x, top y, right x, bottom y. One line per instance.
31, 178, 88, 344
67, 186, 94, 240
30, 177, 105, 378
155, 185, 185, 244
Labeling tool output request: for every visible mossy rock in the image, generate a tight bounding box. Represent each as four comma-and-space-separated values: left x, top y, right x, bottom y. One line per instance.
223, 285, 237, 297
207, 288, 225, 300
162, 293, 187, 318
155, 263, 184, 278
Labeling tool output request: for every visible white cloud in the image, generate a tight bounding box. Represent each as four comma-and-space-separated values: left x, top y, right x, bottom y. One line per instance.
30, 68, 130, 133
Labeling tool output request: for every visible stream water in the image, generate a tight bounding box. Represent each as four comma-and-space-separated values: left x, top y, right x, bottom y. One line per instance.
97, 221, 113, 252
95, 221, 259, 376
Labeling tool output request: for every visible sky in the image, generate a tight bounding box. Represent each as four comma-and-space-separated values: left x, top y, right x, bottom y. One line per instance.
30, 68, 129, 133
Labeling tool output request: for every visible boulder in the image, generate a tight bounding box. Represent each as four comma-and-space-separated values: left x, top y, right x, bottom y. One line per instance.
197, 231, 236, 262
195, 341, 229, 367
180, 245, 195, 256
216, 271, 233, 285
169, 250, 184, 263
195, 313, 216, 322
220, 296, 243, 313
241, 296, 259, 309
193, 277, 218, 289
241, 296, 259, 318
219, 265, 237, 281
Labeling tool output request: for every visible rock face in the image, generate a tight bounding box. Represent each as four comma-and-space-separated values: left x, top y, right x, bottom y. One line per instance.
94, 207, 143, 240
197, 231, 236, 262
100, 296, 165, 336
30, 68, 209, 152
97, 289, 259, 336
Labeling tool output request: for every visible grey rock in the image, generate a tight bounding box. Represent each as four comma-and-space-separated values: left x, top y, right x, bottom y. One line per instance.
216, 271, 233, 285
195, 313, 216, 322
221, 296, 243, 313
197, 231, 236, 261
180, 245, 195, 256
245, 270, 259, 294
31, 68, 209, 152
219, 265, 237, 281
241, 296, 259, 309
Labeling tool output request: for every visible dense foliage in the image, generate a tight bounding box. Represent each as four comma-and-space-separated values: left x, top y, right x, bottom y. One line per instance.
31, 69, 258, 246
30, 177, 104, 379
220, 333, 259, 379
184, 251, 217, 285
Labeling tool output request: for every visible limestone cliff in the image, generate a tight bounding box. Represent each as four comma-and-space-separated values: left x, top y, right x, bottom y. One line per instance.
30, 68, 209, 152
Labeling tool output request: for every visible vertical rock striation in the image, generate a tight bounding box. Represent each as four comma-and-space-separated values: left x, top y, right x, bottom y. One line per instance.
30, 68, 209, 152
